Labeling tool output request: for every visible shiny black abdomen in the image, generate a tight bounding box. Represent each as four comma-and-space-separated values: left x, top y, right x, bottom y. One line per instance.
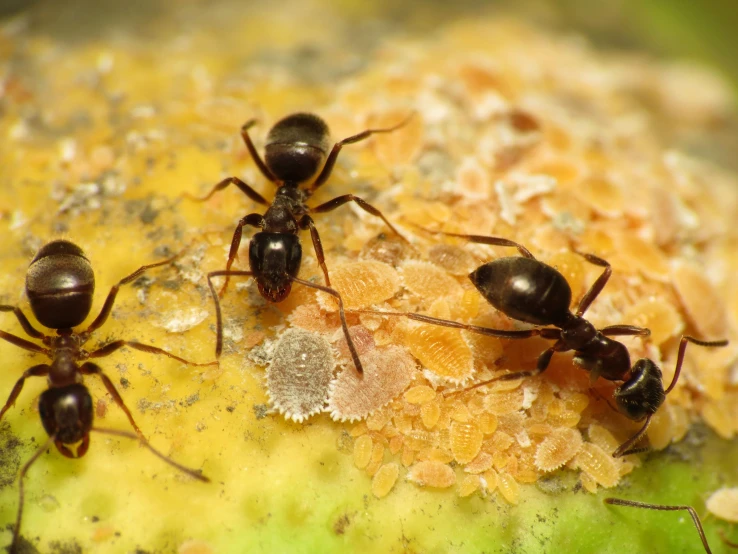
470, 257, 572, 326
265, 113, 331, 183
25, 240, 95, 329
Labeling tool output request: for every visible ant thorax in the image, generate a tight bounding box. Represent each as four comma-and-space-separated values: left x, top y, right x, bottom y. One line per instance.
559, 314, 597, 349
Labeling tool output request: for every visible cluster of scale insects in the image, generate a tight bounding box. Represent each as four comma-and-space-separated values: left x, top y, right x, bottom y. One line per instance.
0, 112, 731, 553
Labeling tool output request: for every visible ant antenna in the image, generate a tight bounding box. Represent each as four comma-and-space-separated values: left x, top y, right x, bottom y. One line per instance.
207, 270, 363, 374
91, 427, 209, 482
11, 435, 55, 553
604, 497, 712, 554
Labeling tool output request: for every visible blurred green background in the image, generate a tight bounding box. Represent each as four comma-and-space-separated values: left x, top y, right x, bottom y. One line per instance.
2, 0, 737, 99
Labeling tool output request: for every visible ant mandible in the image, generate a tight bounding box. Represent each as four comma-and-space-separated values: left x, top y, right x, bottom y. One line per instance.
354, 229, 727, 456
189, 112, 413, 373
0, 240, 214, 552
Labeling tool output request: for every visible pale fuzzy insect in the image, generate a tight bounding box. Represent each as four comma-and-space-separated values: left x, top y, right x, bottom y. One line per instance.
464, 452, 494, 474
328, 346, 416, 421
534, 428, 583, 472
316, 260, 400, 310
458, 474, 482, 497
406, 324, 474, 383
573, 443, 620, 488
407, 460, 456, 488
372, 463, 400, 498
672, 262, 729, 339
266, 328, 335, 423
706, 487, 738, 523
428, 243, 478, 276
354, 435, 374, 469
450, 421, 484, 464
497, 472, 520, 504
401, 259, 464, 300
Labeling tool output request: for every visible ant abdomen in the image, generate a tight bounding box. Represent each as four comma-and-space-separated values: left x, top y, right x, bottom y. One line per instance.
470, 257, 572, 326
26, 239, 95, 329
39, 384, 93, 448
265, 113, 331, 183
614, 359, 665, 420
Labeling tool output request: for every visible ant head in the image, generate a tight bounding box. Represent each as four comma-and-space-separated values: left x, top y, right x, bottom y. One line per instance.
613, 359, 665, 420
26, 240, 95, 330
39, 383, 93, 455
249, 232, 302, 303
265, 113, 331, 183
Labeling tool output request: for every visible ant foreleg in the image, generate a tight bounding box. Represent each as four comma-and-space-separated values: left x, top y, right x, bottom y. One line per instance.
290, 276, 363, 375
0, 364, 50, 422
80, 362, 145, 437
219, 213, 264, 297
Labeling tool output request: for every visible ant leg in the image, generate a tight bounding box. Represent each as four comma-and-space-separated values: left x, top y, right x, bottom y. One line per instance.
589, 386, 620, 413
81, 362, 145, 436
574, 252, 611, 316
184, 176, 270, 205
219, 213, 264, 297
664, 335, 728, 395
604, 498, 712, 554
348, 308, 553, 340
612, 414, 652, 458
0, 330, 50, 356
309, 113, 414, 191
409, 224, 535, 258
207, 270, 255, 358
240, 119, 277, 183
719, 529, 738, 548
91, 427, 209, 482
87, 340, 218, 366
12, 434, 55, 553
600, 325, 651, 338
310, 195, 410, 243
290, 276, 363, 375
85, 249, 189, 334
0, 305, 45, 339
299, 215, 332, 286
446, 338, 563, 397
0, 364, 50, 422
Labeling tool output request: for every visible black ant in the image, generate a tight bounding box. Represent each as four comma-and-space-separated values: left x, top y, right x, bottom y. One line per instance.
189, 112, 413, 373
352, 230, 727, 456
0, 240, 214, 552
